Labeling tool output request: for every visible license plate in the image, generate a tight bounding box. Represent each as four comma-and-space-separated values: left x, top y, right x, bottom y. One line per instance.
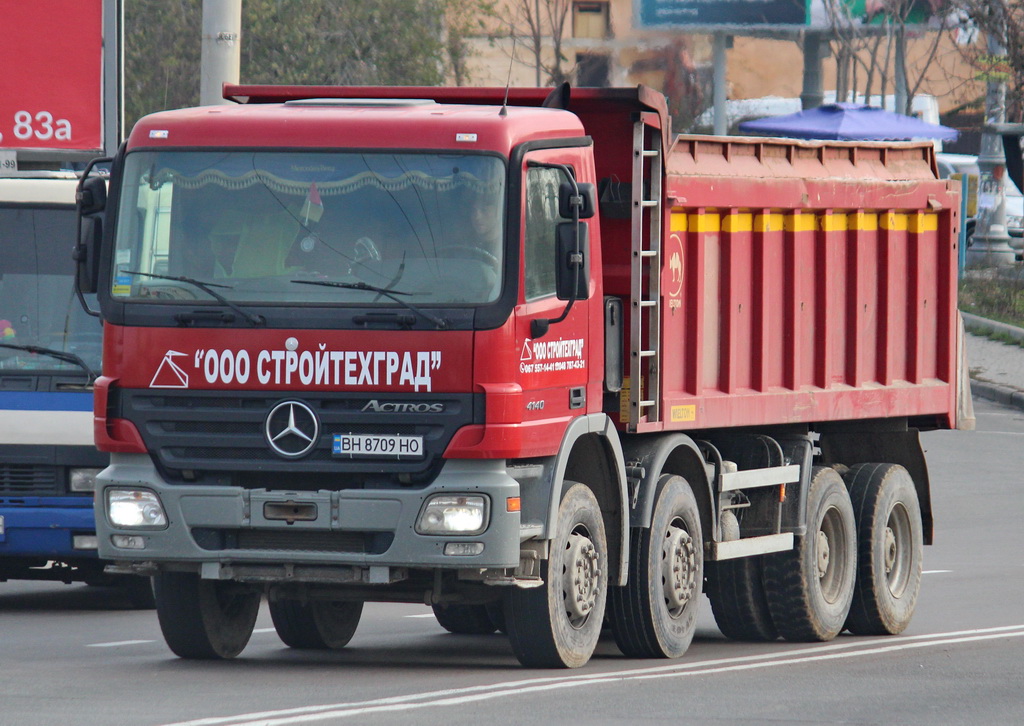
332, 434, 424, 458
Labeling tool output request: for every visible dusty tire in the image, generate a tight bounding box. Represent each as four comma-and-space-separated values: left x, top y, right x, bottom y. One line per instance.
122, 575, 157, 609
486, 600, 507, 633
505, 482, 608, 668
763, 467, 856, 642
843, 463, 923, 635
154, 572, 260, 659
270, 599, 363, 649
432, 603, 497, 635
705, 556, 778, 641
610, 475, 703, 658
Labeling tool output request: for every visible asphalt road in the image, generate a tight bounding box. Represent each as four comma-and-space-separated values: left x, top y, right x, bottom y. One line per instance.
1, 398, 1021, 726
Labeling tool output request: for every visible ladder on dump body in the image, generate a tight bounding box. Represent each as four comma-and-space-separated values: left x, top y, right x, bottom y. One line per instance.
629, 116, 663, 431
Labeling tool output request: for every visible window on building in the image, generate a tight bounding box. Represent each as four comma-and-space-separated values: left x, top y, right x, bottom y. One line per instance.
573, 1, 610, 39
575, 53, 610, 87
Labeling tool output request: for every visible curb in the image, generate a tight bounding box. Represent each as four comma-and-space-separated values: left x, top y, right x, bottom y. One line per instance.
970, 379, 1024, 412
962, 313, 1024, 412
961, 311, 1024, 346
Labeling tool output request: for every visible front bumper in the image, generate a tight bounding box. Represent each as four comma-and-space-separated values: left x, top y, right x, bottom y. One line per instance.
0, 498, 97, 558
95, 454, 522, 575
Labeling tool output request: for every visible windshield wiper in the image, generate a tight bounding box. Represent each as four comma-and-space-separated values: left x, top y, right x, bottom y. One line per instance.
122, 270, 265, 327
0, 344, 97, 382
291, 279, 450, 330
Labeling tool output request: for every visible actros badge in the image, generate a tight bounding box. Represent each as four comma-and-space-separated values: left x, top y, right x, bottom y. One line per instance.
265, 401, 320, 459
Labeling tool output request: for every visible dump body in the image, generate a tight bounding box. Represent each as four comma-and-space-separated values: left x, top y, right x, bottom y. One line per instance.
646, 135, 960, 432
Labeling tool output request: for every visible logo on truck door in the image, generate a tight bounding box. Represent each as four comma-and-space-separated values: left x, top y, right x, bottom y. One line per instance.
265, 401, 320, 458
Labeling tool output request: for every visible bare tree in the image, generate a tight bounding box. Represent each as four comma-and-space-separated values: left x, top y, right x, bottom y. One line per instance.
821, 0, 954, 113
499, 0, 574, 85
951, 0, 1024, 122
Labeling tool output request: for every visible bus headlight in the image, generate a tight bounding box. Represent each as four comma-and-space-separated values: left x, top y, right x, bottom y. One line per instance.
107, 489, 168, 528
416, 495, 487, 535
70, 467, 103, 492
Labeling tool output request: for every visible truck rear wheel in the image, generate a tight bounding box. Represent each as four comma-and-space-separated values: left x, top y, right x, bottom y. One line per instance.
705, 556, 778, 641
270, 599, 363, 649
505, 482, 607, 668
154, 571, 260, 659
843, 463, 923, 635
610, 475, 703, 658
763, 466, 856, 641
432, 603, 498, 635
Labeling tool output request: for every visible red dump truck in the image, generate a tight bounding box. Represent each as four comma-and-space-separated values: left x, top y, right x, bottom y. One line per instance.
74, 84, 970, 668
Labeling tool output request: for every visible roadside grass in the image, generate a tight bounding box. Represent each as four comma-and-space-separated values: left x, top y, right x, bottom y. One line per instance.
959, 266, 1024, 345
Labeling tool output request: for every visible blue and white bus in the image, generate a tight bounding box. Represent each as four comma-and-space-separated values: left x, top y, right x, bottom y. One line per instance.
0, 172, 148, 603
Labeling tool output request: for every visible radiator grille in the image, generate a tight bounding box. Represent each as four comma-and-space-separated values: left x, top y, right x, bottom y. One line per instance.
0, 465, 60, 496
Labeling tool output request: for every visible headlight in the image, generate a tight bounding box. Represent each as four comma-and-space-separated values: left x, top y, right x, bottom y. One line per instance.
416, 495, 487, 535
107, 489, 168, 528
69, 467, 103, 492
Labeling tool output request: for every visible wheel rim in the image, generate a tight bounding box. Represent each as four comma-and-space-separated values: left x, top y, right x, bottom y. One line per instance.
885, 502, 913, 598
562, 526, 600, 629
816, 504, 849, 604
661, 519, 697, 617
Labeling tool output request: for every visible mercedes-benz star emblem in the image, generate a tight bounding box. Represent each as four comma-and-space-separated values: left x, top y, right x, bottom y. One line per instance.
265, 401, 320, 459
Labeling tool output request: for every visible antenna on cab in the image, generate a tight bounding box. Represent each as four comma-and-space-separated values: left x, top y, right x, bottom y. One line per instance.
500, 38, 516, 117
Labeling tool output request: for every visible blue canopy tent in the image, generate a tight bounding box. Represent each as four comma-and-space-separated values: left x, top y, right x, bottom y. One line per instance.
738, 103, 959, 142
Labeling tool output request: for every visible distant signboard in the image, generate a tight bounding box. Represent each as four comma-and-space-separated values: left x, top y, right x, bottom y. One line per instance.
636, 0, 945, 29
0, 0, 105, 154
638, 0, 807, 27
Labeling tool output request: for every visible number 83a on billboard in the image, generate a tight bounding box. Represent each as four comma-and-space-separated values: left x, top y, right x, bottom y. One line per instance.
1, 111, 73, 144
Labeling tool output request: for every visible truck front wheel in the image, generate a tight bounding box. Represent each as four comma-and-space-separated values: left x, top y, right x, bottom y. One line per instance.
610, 475, 703, 658
432, 603, 498, 635
763, 467, 856, 641
843, 463, 923, 635
505, 482, 608, 668
270, 598, 363, 649
154, 571, 260, 659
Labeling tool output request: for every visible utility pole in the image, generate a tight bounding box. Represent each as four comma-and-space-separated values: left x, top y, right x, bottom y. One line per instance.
968, 6, 1016, 267
199, 0, 242, 107
712, 33, 729, 135
800, 31, 826, 110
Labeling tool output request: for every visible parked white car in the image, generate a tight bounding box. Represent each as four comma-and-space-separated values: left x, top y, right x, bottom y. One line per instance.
937, 153, 1022, 255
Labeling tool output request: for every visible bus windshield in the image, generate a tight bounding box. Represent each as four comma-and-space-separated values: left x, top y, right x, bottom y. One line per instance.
0, 203, 101, 377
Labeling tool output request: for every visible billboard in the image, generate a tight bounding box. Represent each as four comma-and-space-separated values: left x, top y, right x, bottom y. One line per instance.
637, 0, 946, 29
638, 0, 807, 27
0, 0, 106, 155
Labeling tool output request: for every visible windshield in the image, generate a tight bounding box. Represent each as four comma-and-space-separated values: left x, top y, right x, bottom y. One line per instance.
111, 151, 506, 306
0, 205, 101, 375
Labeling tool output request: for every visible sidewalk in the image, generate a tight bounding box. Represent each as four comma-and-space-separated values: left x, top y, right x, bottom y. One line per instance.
962, 313, 1024, 412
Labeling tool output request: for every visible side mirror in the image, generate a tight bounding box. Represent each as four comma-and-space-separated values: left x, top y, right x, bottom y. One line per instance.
74, 217, 102, 295
558, 181, 596, 219
556, 221, 589, 300
74, 166, 111, 298
76, 175, 107, 215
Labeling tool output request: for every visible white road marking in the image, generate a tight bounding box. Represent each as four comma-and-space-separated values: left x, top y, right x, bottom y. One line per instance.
87, 639, 155, 647
923, 570, 953, 574
404, 613, 436, 619
161, 624, 1024, 726
254, 628, 277, 634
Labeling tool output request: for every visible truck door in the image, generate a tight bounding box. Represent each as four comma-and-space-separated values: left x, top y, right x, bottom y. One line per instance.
514, 148, 597, 430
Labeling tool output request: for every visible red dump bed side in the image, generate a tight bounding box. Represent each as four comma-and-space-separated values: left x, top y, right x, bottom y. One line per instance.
648, 135, 961, 432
